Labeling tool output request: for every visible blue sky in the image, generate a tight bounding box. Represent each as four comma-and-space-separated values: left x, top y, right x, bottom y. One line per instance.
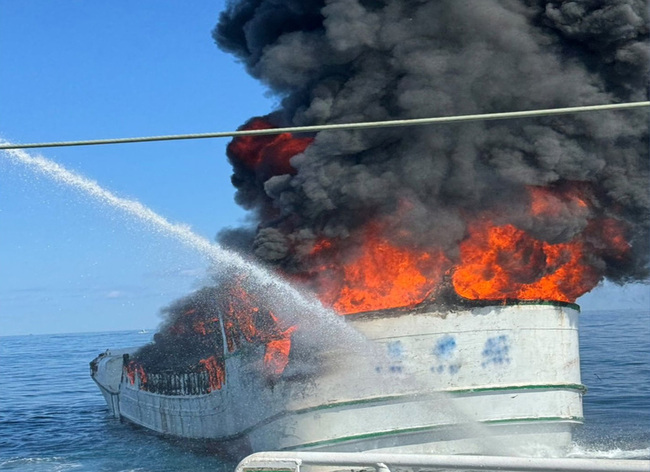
0, 2, 647, 336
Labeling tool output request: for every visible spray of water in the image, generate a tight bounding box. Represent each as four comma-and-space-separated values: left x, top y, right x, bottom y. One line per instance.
1, 146, 360, 342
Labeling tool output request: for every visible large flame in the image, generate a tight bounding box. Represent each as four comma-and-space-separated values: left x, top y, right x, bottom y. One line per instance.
300, 184, 629, 313
306, 222, 451, 314
451, 222, 598, 302
228, 127, 633, 313
451, 186, 629, 302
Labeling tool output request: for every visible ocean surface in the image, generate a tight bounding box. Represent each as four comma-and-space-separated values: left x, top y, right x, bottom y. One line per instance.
1, 308, 648, 472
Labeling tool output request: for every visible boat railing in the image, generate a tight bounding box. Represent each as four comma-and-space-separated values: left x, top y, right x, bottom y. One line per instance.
123, 367, 213, 395
235, 451, 650, 472
143, 370, 212, 395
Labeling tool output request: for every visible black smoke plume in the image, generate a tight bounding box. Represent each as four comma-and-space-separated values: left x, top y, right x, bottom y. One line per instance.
213, 0, 649, 285
129, 0, 647, 384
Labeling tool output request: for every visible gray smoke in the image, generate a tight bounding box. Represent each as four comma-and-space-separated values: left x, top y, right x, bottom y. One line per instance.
214, 0, 649, 287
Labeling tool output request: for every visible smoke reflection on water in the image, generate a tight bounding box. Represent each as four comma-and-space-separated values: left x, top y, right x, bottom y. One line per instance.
0, 146, 362, 347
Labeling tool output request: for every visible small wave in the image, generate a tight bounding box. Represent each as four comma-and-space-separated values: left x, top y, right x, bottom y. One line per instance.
0, 456, 81, 471
567, 444, 650, 460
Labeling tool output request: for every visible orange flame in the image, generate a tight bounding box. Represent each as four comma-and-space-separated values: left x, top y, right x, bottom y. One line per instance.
451, 222, 600, 302
301, 185, 630, 309
223, 281, 266, 350
227, 118, 313, 177
125, 361, 148, 386
219, 279, 297, 376
451, 185, 630, 303
309, 223, 451, 314
264, 323, 297, 375
199, 356, 226, 391
192, 317, 220, 336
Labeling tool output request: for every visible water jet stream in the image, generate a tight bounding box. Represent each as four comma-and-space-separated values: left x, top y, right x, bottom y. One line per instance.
1, 146, 358, 342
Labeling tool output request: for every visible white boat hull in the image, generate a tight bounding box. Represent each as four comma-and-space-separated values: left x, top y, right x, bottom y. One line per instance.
91, 302, 583, 457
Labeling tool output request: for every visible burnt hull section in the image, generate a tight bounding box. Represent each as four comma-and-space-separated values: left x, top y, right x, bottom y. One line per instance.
91, 303, 583, 457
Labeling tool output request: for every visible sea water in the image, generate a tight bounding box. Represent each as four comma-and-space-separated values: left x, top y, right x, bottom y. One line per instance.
0, 308, 648, 472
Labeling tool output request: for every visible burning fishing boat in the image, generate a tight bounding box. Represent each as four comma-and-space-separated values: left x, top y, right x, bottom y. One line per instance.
90, 64, 640, 462
89, 131, 638, 456
91, 297, 583, 457
91, 178, 614, 457
93, 0, 647, 460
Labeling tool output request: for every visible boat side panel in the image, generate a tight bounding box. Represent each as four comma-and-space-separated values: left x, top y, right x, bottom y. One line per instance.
117, 347, 289, 439
246, 388, 582, 452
